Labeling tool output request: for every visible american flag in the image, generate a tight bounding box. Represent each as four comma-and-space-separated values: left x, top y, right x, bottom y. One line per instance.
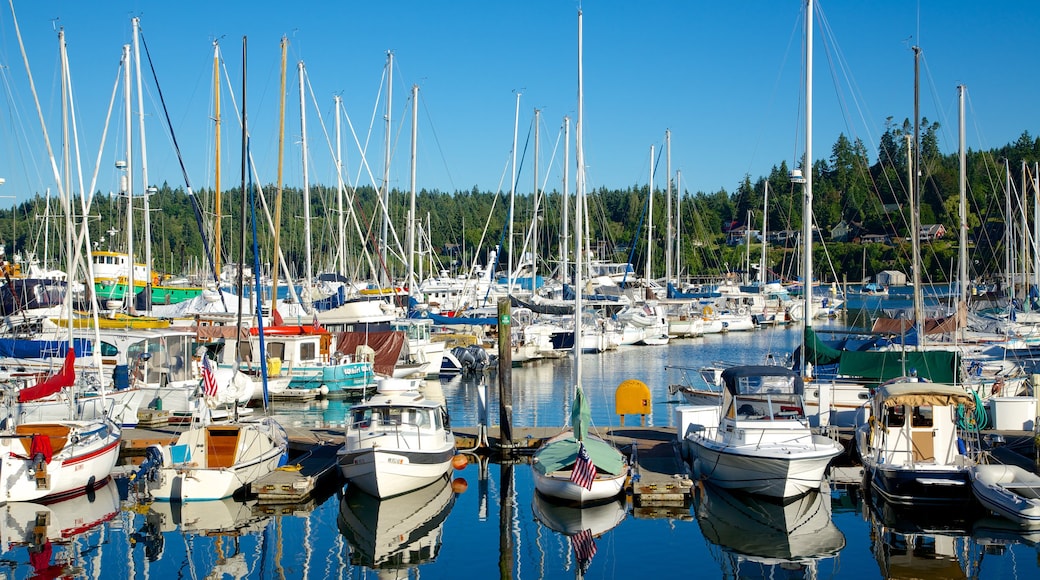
570, 441, 596, 490
201, 355, 218, 398
312, 311, 322, 330
570, 528, 597, 575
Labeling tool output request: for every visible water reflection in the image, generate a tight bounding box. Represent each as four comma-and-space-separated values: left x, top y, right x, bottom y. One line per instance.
695, 481, 845, 578
532, 493, 627, 576
337, 475, 455, 575
1, 479, 119, 576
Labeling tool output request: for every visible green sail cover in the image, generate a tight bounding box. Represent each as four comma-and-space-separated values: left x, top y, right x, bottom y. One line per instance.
570, 386, 591, 442
531, 435, 626, 477
804, 328, 960, 384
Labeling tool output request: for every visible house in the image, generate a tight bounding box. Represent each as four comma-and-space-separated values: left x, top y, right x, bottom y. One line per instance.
876, 270, 907, 286
919, 224, 946, 242
860, 233, 890, 245
830, 220, 859, 242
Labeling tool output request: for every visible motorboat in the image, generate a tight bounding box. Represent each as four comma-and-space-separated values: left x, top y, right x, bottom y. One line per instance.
337, 379, 457, 498
679, 365, 843, 499
856, 380, 978, 505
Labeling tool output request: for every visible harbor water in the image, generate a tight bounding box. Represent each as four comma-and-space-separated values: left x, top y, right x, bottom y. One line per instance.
6, 324, 1040, 579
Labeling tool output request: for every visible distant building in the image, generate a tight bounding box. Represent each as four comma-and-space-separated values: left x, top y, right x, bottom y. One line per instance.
860, 233, 890, 245
919, 224, 946, 242
877, 270, 908, 286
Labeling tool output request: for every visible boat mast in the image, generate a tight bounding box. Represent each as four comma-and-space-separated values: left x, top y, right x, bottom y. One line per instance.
760, 181, 769, 285
213, 41, 223, 282
236, 36, 248, 337
508, 91, 520, 296
336, 94, 346, 275
270, 37, 288, 317
533, 107, 540, 289
560, 116, 570, 284
676, 169, 682, 281
665, 129, 672, 285
122, 42, 135, 313
381, 51, 393, 287
911, 46, 924, 332
298, 61, 313, 300
574, 9, 586, 394
797, 0, 813, 376
407, 84, 418, 298
647, 145, 654, 285
957, 85, 967, 331
133, 17, 153, 314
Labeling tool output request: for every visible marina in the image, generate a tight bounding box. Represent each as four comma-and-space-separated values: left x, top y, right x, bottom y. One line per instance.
1, 325, 1038, 579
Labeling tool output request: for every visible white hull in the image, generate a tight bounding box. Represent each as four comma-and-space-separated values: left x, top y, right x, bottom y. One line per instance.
532, 468, 626, 504
0, 419, 121, 503
1, 478, 120, 546
148, 418, 287, 501
339, 448, 455, 499
687, 434, 840, 498
970, 463, 1040, 527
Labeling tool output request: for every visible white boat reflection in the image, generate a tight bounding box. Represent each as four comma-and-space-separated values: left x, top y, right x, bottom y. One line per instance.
337, 474, 455, 571
532, 492, 627, 536
695, 481, 845, 576
1, 478, 119, 546
146, 496, 270, 535
0, 478, 119, 577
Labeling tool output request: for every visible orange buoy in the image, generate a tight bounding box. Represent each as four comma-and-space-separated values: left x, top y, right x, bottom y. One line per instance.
451, 477, 469, 494
452, 454, 469, 470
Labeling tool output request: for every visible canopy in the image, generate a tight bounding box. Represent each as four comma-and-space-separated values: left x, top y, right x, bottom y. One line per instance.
531, 434, 626, 477
874, 381, 976, 409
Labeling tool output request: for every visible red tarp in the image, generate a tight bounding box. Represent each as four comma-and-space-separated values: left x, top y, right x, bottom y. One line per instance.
18, 348, 76, 403
334, 331, 405, 376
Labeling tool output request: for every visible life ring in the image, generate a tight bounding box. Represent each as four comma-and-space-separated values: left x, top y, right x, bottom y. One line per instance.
737, 306, 748, 316
702, 305, 714, 317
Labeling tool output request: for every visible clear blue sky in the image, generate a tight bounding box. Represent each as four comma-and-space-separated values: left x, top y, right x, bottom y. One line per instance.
1, 1, 1037, 209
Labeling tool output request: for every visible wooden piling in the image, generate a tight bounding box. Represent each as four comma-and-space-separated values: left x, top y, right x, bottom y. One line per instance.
497, 297, 513, 447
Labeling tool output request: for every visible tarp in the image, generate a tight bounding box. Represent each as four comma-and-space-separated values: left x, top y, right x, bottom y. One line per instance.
871, 316, 958, 336
530, 434, 626, 476
414, 311, 498, 326
804, 328, 960, 383
18, 348, 76, 403
334, 331, 406, 376
0, 338, 92, 358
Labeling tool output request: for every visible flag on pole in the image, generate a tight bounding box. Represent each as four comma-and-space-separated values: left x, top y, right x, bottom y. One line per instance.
570, 441, 596, 490
312, 311, 322, 330
201, 355, 218, 398
570, 528, 597, 575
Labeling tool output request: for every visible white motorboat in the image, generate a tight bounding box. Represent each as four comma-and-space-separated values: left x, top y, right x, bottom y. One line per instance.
337, 379, 457, 498
679, 365, 843, 499
970, 462, 1040, 527
856, 380, 978, 506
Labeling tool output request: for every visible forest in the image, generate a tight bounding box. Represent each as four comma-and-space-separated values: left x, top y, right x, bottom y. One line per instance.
4, 122, 1040, 288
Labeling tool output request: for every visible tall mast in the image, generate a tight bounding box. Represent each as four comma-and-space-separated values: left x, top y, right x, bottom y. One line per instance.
407, 84, 418, 297
336, 95, 346, 275
132, 17, 152, 313
298, 61, 313, 295
213, 41, 223, 281
646, 145, 654, 283
236, 36, 248, 338
797, 0, 813, 375
911, 46, 924, 331
761, 181, 769, 285
381, 51, 393, 286
270, 37, 287, 316
665, 129, 673, 285
575, 9, 585, 391
508, 91, 520, 295
122, 42, 135, 313
533, 107, 540, 286
560, 116, 570, 283
676, 170, 682, 281
957, 85, 967, 329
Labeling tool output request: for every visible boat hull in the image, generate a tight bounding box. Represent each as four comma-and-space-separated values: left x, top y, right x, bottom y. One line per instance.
970, 464, 1040, 527
338, 446, 455, 499
688, 435, 841, 499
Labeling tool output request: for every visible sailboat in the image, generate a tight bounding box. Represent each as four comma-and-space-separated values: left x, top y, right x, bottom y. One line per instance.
530, 9, 629, 505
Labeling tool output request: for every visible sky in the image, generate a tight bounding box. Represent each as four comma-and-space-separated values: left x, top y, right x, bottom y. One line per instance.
0, 1, 1038, 210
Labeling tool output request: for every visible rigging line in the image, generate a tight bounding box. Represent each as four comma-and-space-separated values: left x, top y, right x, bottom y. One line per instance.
138, 31, 225, 308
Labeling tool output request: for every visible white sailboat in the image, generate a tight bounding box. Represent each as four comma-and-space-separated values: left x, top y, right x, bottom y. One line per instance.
530, 9, 629, 505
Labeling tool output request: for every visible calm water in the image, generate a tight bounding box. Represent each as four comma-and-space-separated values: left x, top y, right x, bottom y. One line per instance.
6, 325, 1040, 579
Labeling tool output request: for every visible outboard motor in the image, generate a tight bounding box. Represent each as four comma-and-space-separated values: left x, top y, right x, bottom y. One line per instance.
130, 444, 164, 485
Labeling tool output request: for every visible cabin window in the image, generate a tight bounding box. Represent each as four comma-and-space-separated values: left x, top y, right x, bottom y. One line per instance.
268, 342, 285, 360
911, 406, 933, 428
299, 342, 316, 360
99, 341, 119, 357
885, 405, 906, 427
